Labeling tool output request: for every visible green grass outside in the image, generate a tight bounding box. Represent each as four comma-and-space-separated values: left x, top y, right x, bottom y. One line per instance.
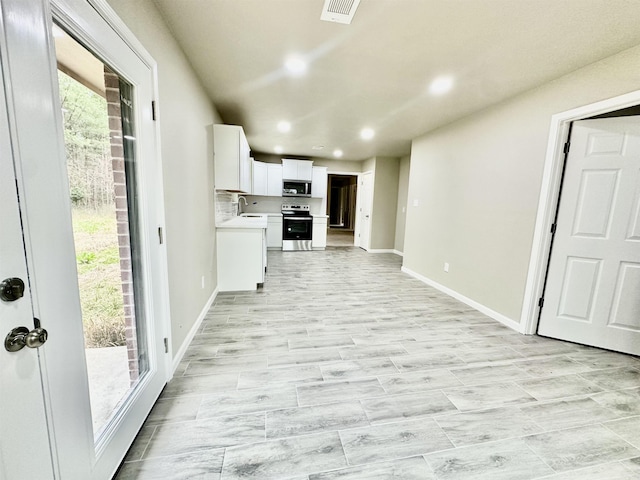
72, 207, 126, 348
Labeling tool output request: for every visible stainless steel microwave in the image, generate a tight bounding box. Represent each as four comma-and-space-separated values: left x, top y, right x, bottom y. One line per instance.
282, 180, 312, 197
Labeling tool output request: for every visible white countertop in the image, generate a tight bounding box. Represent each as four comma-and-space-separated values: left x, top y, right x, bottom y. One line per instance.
217, 215, 268, 229
239, 211, 283, 217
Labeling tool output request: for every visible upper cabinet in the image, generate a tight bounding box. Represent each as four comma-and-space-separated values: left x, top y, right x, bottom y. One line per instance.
312, 166, 327, 198
252, 161, 283, 197
252, 159, 267, 196
282, 158, 313, 181
266, 164, 283, 196
214, 124, 251, 193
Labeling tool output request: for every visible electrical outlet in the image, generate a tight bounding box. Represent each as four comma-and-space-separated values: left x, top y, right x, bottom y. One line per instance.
201, 275, 205, 289
402, 206, 406, 213
413, 198, 419, 207
444, 262, 449, 273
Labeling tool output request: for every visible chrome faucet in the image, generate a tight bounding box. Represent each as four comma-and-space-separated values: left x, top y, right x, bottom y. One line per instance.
237, 196, 248, 215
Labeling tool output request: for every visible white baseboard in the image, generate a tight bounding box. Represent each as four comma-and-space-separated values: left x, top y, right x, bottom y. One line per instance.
401, 266, 523, 333
171, 287, 218, 375
366, 248, 403, 256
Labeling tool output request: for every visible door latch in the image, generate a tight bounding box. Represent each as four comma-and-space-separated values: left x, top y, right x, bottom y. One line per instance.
5, 324, 48, 352
0, 277, 25, 302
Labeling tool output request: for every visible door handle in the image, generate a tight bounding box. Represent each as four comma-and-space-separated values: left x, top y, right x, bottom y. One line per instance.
5, 323, 48, 352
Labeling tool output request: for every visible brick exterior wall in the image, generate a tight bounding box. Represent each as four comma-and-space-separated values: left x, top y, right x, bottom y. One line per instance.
104, 67, 139, 385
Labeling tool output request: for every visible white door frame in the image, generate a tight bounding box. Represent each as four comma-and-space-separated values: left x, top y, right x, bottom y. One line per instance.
58, 0, 173, 381
55, 0, 173, 378
51, 1, 173, 475
327, 170, 362, 247
521, 89, 640, 335
1, 0, 172, 477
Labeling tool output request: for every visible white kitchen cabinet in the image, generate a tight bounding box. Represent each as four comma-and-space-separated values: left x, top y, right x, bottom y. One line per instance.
267, 214, 283, 249
312, 166, 327, 198
282, 158, 313, 181
312, 216, 327, 249
217, 227, 265, 291
267, 164, 283, 196
214, 124, 251, 193
252, 160, 268, 195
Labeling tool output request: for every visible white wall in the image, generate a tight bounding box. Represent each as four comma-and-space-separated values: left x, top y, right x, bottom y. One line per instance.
370, 157, 400, 250
404, 43, 640, 325
107, 0, 220, 357
359, 157, 400, 250
313, 158, 362, 173
252, 152, 362, 174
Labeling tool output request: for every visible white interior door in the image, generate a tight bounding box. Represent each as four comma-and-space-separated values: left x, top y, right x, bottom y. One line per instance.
1, 0, 170, 478
359, 172, 373, 249
538, 116, 640, 355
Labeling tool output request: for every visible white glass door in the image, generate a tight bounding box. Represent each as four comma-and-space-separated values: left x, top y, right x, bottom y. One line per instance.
0, 34, 55, 480
0, 0, 170, 478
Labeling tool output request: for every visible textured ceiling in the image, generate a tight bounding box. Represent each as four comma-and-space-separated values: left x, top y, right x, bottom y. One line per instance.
152, 0, 640, 161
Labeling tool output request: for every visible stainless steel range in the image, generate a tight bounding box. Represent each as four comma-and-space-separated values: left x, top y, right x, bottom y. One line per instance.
282, 203, 312, 251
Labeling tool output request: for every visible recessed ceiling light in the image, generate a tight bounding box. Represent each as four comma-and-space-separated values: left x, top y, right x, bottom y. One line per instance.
429, 75, 454, 95
360, 128, 375, 140
277, 121, 291, 133
284, 56, 307, 76
274, 146, 284, 154
333, 149, 343, 158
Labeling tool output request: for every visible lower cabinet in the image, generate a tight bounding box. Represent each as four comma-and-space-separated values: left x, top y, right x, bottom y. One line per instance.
267, 215, 283, 249
217, 228, 266, 291
312, 216, 327, 249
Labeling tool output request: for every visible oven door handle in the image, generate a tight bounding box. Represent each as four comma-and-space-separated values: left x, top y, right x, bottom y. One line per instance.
284, 217, 313, 221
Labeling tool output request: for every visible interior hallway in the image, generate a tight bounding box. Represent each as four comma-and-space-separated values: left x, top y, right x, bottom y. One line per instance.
115, 248, 640, 479
325, 228, 355, 247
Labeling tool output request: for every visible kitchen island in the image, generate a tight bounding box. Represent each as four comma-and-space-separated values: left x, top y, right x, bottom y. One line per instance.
216, 215, 267, 291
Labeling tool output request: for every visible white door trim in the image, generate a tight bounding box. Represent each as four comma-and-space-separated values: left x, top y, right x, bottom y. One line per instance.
356, 171, 373, 249
521, 89, 640, 335
327, 170, 361, 247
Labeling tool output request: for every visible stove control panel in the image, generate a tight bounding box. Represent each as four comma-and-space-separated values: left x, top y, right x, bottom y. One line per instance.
281, 204, 310, 212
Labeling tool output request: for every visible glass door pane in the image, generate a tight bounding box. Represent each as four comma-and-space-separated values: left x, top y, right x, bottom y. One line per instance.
54, 24, 149, 439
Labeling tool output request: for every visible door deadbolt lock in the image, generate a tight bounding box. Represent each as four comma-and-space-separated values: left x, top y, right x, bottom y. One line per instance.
0, 277, 25, 302
5, 326, 48, 352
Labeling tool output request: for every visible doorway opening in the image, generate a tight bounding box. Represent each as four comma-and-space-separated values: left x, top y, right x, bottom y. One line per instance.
523, 91, 640, 350
536, 111, 640, 356
327, 174, 357, 246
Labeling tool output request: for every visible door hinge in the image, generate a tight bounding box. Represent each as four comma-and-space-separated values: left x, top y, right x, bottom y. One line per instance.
158, 227, 164, 244
550, 223, 557, 234
151, 100, 157, 121
563, 142, 571, 154
164, 337, 169, 354
538, 297, 545, 308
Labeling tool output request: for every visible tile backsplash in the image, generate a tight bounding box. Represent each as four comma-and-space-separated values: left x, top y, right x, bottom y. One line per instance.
215, 191, 236, 224
216, 191, 326, 224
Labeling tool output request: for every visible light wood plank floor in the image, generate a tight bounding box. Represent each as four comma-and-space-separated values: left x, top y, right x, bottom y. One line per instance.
115, 248, 640, 480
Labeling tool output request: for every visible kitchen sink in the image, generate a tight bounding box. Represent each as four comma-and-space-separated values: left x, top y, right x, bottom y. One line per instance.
240, 214, 264, 218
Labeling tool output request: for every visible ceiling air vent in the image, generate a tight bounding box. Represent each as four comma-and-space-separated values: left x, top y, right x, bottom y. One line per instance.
320, 0, 361, 24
